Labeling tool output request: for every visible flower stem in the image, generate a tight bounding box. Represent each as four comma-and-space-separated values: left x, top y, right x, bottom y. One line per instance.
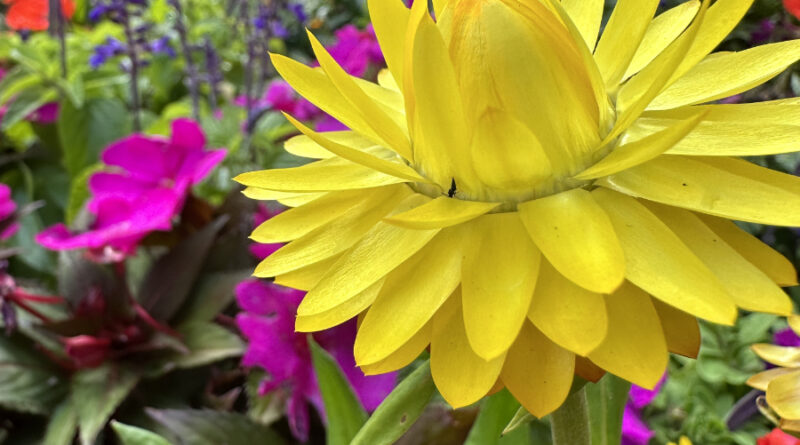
121, 8, 142, 132
550, 387, 592, 445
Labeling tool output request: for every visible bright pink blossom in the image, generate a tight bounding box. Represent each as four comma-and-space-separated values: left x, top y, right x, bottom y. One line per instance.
622, 374, 667, 445
0, 184, 19, 241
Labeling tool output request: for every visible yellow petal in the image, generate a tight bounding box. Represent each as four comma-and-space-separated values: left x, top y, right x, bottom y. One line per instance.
624, 0, 700, 79
284, 114, 423, 182
561, 0, 604, 51
254, 186, 409, 277
752, 344, 800, 368
284, 131, 378, 159
377, 69, 400, 92
242, 187, 325, 206
470, 109, 552, 195
646, 203, 792, 316
234, 156, 408, 193
593, 0, 659, 89
274, 253, 342, 291
575, 357, 606, 383
298, 196, 439, 318
252, 188, 383, 243
748, 367, 800, 392
519, 188, 625, 294
592, 189, 737, 325
501, 322, 575, 418
651, 40, 800, 110
588, 282, 668, 389
767, 370, 800, 419
698, 215, 798, 286
295, 278, 384, 333
431, 294, 505, 408
307, 31, 412, 160
354, 226, 464, 365
462, 213, 541, 360
367, 0, 409, 92
576, 111, 705, 180
432, 0, 448, 17
528, 261, 608, 356
361, 320, 431, 376
652, 299, 701, 359
384, 196, 499, 230
781, 419, 800, 432
790, 315, 800, 337
601, 156, 800, 227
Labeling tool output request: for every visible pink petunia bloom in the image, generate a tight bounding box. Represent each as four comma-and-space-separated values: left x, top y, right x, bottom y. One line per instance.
236, 280, 396, 442
0, 183, 19, 241
36, 119, 225, 260
622, 374, 667, 445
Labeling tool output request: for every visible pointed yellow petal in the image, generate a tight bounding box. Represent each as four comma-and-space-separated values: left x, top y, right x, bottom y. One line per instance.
295, 278, 384, 332
652, 299, 701, 359
307, 31, 412, 160
462, 213, 541, 361
501, 322, 575, 418
361, 320, 431, 376
242, 187, 325, 206
593, 0, 659, 88
384, 196, 499, 230
588, 282, 668, 389
698, 215, 798, 286
354, 227, 464, 365
377, 69, 400, 92
753, 344, 800, 368
284, 131, 377, 159
234, 156, 407, 193
284, 113, 423, 182
561, 0, 604, 51
519, 188, 625, 294
592, 189, 737, 325
298, 196, 439, 318
528, 261, 608, 356
368, 0, 410, 93
255, 186, 409, 277
252, 188, 383, 243
646, 203, 793, 316
748, 367, 799, 391
431, 294, 505, 408
651, 40, 800, 110
432, 0, 448, 17
577, 111, 705, 180
274, 253, 342, 291
601, 156, 800, 227
625, 0, 700, 79
767, 370, 800, 419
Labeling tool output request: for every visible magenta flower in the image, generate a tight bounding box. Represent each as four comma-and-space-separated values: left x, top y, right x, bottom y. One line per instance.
236, 280, 396, 441
0, 184, 19, 241
36, 119, 225, 260
622, 374, 667, 445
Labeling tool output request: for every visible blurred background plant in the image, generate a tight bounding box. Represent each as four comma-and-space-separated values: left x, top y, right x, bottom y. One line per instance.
0, 0, 800, 444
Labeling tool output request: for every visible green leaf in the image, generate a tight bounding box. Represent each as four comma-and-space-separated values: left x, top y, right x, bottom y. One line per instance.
150, 322, 243, 376
65, 164, 102, 225
737, 312, 778, 344
245, 370, 283, 426
138, 217, 228, 321
71, 364, 140, 445
111, 421, 173, 445
502, 407, 533, 436
309, 338, 368, 445
58, 98, 130, 178
42, 399, 78, 445
466, 390, 521, 445
585, 373, 631, 445
1, 89, 58, 130
147, 408, 287, 445
173, 269, 252, 324
0, 68, 41, 105
0, 335, 67, 415
351, 361, 436, 445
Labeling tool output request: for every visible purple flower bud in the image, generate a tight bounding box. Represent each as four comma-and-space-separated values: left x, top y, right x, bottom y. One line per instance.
289, 3, 306, 23
270, 21, 288, 39
89, 5, 107, 22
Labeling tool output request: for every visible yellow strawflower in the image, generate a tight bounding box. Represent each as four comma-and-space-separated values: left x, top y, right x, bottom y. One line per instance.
668, 438, 692, 445
237, 0, 800, 417
749, 315, 800, 432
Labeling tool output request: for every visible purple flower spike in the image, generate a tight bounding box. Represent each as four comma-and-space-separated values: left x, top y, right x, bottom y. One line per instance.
37, 119, 225, 260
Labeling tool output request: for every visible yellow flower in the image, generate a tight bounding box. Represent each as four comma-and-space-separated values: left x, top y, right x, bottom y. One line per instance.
668, 437, 692, 445
237, 0, 800, 416
750, 315, 800, 432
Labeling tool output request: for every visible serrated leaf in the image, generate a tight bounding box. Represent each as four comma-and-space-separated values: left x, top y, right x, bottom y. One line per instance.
146, 408, 287, 445
71, 364, 140, 445
309, 338, 368, 445
173, 269, 252, 324
585, 373, 631, 445
467, 390, 522, 444
42, 399, 78, 445
139, 217, 228, 321
58, 98, 130, 178
0, 335, 67, 415
351, 361, 435, 445
111, 421, 173, 445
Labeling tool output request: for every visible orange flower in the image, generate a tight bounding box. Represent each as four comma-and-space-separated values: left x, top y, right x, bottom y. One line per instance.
787, 0, 800, 20
3, 0, 75, 31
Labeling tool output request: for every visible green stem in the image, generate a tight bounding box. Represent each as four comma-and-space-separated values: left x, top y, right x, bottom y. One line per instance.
550, 387, 592, 445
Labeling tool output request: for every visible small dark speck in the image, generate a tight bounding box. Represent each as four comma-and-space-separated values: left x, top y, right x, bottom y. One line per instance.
682, 183, 688, 186
400, 414, 408, 423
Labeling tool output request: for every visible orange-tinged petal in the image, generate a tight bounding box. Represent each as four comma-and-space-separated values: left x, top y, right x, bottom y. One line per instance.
652, 299, 701, 359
